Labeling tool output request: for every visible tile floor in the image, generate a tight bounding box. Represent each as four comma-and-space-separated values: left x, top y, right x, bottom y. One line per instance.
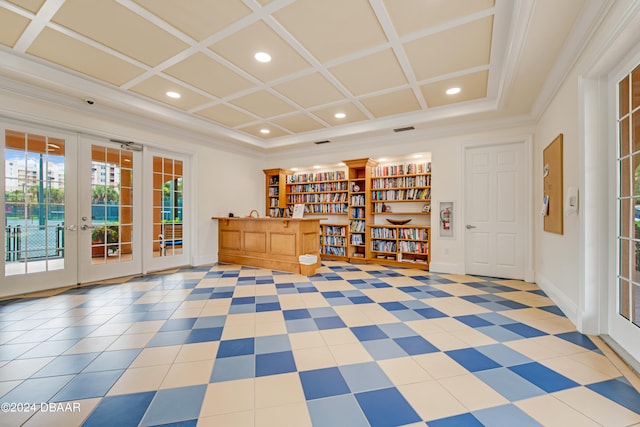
1, 261, 640, 426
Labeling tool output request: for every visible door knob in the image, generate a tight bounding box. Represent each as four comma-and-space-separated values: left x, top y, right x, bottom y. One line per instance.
80, 224, 97, 231
465, 224, 476, 229
66, 225, 77, 231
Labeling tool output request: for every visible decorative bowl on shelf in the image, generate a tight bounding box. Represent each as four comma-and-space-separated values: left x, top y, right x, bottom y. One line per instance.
386, 218, 412, 225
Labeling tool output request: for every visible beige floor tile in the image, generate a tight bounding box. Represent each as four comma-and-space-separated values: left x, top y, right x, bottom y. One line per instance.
455, 327, 498, 347
439, 274, 479, 283
439, 373, 510, 411
398, 380, 467, 421
359, 304, 402, 324
278, 294, 306, 310
493, 279, 539, 290
106, 332, 154, 350
293, 346, 337, 371
199, 303, 231, 316
0, 357, 54, 381
254, 285, 277, 296
289, 331, 325, 349
175, 300, 207, 311
197, 411, 255, 427
332, 305, 373, 327
430, 283, 488, 296
0, 379, 21, 397
130, 345, 181, 368
221, 322, 256, 339
160, 359, 214, 389
255, 402, 312, 427
234, 286, 256, 297
360, 287, 411, 303
200, 379, 255, 417
194, 278, 220, 288
107, 365, 170, 395
420, 331, 469, 351
500, 307, 556, 323
124, 320, 165, 335
328, 342, 374, 365
320, 328, 359, 346
170, 308, 203, 319
522, 316, 577, 335
505, 336, 587, 360
87, 323, 130, 338
255, 321, 287, 337
540, 355, 621, 385
254, 311, 284, 324
567, 350, 622, 379
63, 336, 118, 354
313, 281, 355, 292
412, 352, 469, 379
378, 356, 433, 385
496, 291, 552, 307
382, 277, 425, 287
255, 372, 306, 409
175, 342, 219, 363
405, 319, 446, 335
421, 297, 491, 317
554, 387, 640, 426
22, 398, 101, 427
300, 293, 330, 308
516, 394, 601, 427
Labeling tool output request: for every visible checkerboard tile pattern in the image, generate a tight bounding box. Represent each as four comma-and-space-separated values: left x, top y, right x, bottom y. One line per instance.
1, 261, 639, 426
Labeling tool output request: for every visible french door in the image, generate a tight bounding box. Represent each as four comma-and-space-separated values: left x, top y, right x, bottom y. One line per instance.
1, 124, 142, 296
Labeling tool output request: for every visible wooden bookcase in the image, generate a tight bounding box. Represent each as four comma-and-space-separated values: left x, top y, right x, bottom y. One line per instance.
263, 158, 431, 269
263, 168, 290, 217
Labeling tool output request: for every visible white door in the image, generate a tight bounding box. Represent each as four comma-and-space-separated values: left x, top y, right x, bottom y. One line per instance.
143, 149, 189, 272
465, 142, 526, 279
1, 125, 79, 297
77, 137, 142, 283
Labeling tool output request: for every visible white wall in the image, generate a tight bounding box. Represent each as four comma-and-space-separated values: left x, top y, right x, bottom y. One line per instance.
0, 87, 265, 268
264, 125, 534, 275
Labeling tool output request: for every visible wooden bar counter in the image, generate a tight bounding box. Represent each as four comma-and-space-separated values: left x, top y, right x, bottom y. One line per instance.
212, 217, 323, 274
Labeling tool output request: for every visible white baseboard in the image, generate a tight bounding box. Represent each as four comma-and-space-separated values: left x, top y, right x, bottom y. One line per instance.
192, 254, 216, 266
429, 262, 465, 275
534, 272, 579, 329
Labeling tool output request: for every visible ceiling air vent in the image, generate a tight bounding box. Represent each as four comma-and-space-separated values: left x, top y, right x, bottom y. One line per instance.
393, 126, 415, 133
313, 140, 331, 145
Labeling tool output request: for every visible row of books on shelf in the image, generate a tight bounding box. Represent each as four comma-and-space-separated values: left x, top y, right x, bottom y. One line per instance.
398, 228, 429, 240
372, 188, 431, 201
350, 220, 365, 233
372, 175, 431, 188
268, 188, 279, 196
268, 208, 288, 217
287, 171, 346, 183
350, 207, 365, 218
321, 246, 346, 256
268, 177, 279, 185
372, 240, 396, 252
269, 199, 282, 207
320, 236, 347, 247
398, 241, 429, 253
372, 162, 431, 177
322, 226, 346, 236
350, 234, 364, 245
298, 204, 348, 214
288, 193, 348, 203
350, 194, 365, 205
371, 228, 396, 239
287, 182, 348, 192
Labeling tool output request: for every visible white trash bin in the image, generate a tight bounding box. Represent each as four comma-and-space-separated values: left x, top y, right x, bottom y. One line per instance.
299, 254, 318, 276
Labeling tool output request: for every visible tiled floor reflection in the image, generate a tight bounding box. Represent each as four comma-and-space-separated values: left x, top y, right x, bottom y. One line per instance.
1, 261, 639, 426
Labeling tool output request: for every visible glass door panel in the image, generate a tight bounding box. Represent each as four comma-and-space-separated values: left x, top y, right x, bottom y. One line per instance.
152, 155, 183, 258
2, 126, 77, 296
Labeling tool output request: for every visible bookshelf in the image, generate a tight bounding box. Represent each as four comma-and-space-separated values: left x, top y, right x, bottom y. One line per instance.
263, 168, 290, 217
371, 162, 431, 215
320, 224, 348, 260
286, 170, 348, 215
344, 158, 377, 262
369, 225, 430, 268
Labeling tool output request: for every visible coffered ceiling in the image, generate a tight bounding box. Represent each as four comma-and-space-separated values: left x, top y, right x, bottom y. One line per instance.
0, 0, 608, 150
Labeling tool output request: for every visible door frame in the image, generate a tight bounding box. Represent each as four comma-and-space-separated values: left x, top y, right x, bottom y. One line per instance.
0, 120, 79, 297
461, 137, 534, 282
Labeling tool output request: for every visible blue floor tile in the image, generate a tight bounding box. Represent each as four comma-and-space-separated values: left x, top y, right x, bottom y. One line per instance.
355, 387, 421, 427
307, 394, 370, 427
473, 404, 543, 427
378, 322, 416, 338
475, 344, 533, 367
339, 362, 393, 393
446, 348, 502, 372
0, 375, 74, 403
255, 334, 291, 354
52, 369, 123, 401
217, 337, 255, 358
509, 362, 579, 393
285, 318, 318, 333
394, 336, 439, 355
415, 307, 448, 319
502, 323, 547, 338
255, 350, 296, 376
361, 339, 408, 360
83, 349, 141, 372
210, 354, 254, 382
283, 309, 311, 320
160, 318, 197, 332
82, 391, 155, 427
587, 377, 640, 414
474, 367, 547, 401
351, 325, 389, 341
147, 330, 191, 347
186, 327, 222, 343
429, 413, 485, 427
455, 314, 494, 328
32, 352, 100, 377
300, 367, 351, 400
315, 316, 347, 330
140, 385, 207, 426
555, 331, 597, 350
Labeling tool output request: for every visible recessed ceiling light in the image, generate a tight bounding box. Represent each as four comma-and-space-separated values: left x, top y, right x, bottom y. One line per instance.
338, 162, 346, 166
254, 52, 271, 63
446, 87, 461, 95
166, 91, 181, 99
413, 154, 423, 158
260, 128, 270, 134
291, 167, 298, 171
334, 112, 346, 119
313, 165, 321, 169
378, 158, 388, 162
